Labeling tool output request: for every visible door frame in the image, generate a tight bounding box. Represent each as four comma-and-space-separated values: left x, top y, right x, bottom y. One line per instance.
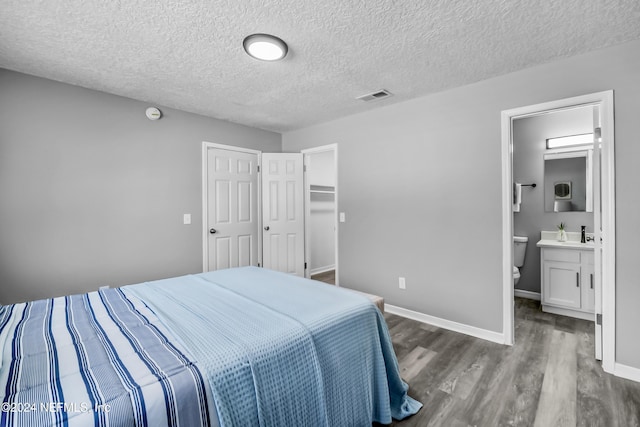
500, 91, 615, 373
301, 144, 339, 286
201, 141, 262, 272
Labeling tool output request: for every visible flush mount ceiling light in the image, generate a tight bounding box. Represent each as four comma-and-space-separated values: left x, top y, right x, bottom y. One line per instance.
243, 34, 288, 61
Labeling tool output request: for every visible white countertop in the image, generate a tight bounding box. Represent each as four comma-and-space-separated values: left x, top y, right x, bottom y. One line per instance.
536, 239, 595, 250
536, 230, 595, 250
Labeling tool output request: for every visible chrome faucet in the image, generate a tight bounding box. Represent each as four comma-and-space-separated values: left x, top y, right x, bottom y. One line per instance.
581, 225, 586, 243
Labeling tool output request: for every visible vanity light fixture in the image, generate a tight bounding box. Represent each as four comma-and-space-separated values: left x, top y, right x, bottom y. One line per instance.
243, 34, 288, 61
546, 133, 593, 149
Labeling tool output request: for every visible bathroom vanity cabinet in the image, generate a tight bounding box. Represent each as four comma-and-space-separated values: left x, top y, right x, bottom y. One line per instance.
539, 245, 595, 321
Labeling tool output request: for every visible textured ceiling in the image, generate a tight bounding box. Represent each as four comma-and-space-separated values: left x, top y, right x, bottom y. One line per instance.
1, 0, 639, 132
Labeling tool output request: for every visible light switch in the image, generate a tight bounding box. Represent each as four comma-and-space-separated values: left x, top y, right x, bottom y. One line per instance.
183, 214, 191, 225
339, 212, 346, 223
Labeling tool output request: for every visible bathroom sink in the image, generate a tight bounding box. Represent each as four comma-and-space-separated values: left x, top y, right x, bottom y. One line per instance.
536, 239, 595, 250
536, 230, 595, 249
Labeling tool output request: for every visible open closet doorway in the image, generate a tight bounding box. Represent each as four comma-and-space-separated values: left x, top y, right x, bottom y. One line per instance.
501, 91, 615, 373
302, 144, 339, 286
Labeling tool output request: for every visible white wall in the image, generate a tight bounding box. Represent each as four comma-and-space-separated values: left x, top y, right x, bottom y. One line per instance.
0, 69, 281, 304
309, 193, 335, 273
307, 150, 336, 273
283, 39, 640, 371
307, 150, 335, 186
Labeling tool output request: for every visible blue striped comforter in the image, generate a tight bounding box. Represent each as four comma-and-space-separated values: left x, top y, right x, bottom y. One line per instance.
0, 289, 210, 427
0, 267, 421, 426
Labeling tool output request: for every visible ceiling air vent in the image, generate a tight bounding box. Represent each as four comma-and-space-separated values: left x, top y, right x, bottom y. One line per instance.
356, 89, 393, 102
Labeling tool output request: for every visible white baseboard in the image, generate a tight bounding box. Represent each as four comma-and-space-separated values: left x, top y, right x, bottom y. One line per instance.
542, 304, 594, 321
384, 304, 505, 345
514, 289, 541, 301
310, 265, 335, 275
614, 362, 640, 383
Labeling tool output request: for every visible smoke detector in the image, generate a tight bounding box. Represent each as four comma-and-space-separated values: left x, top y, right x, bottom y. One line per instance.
145, 107, 162, 120
356, 89, 393, 102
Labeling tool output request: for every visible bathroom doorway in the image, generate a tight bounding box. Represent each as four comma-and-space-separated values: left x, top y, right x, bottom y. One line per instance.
512, 106, 594, 300
501, 91, 615, 372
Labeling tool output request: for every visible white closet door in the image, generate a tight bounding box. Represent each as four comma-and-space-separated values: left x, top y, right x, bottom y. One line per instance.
261, 153, 305, 276
206, 147, 259, 271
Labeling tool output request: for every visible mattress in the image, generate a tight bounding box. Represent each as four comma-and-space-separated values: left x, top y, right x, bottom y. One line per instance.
0, 266, 421, 426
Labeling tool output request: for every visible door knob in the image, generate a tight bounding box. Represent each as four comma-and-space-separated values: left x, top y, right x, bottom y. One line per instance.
210, 228, 217, 234
264, 226, 270, 231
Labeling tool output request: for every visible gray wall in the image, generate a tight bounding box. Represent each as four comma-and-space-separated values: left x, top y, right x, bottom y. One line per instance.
283, 39, 640, 370
513, 107, 594, 294
0, 69, 281, 304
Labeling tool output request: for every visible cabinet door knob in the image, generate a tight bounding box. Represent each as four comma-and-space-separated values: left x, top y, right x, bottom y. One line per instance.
210, 228, 217, 234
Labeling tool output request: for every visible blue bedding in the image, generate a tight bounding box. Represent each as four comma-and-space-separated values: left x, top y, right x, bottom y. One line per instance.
0, 266, 421, 426
0, 288, 209, 427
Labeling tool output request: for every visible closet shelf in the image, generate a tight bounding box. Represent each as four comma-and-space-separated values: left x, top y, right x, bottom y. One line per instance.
310, 185, 335, 194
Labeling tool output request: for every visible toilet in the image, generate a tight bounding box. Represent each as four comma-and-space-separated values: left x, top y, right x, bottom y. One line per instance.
513, 236, 528, 285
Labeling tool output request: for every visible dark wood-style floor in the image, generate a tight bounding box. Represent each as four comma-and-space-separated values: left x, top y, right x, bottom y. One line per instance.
311, 269, 336, 285
310, 272, 640, 425
377, 298, 640, 427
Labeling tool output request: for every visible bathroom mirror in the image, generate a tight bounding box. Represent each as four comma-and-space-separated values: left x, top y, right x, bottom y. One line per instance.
544, 149, 592, 212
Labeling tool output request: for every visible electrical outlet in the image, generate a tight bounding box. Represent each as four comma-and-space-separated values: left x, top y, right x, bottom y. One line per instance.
183, 213, 191, 225
399, 277, 406, 290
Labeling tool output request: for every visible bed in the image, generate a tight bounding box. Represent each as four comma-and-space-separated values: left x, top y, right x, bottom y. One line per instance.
0, 266, 421, 426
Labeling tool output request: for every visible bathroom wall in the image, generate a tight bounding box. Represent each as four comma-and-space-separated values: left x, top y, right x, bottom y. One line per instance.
513, 107, 594, 295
